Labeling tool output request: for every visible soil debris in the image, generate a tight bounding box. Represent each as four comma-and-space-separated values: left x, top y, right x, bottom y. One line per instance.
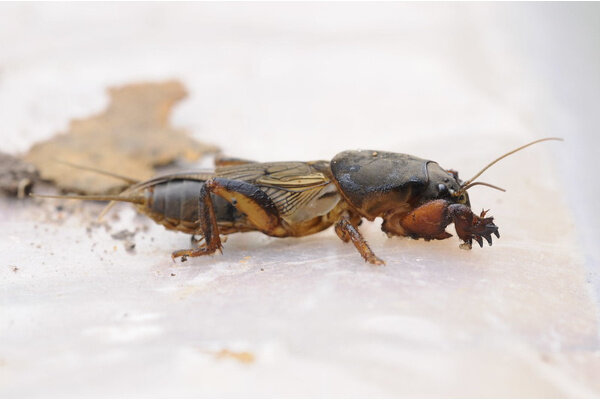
110, 229, 136, 241
0, 152, 39, 198
123, 241, 136, 253
110, 229, 138, 253
24, 80, 219, 195
86, 220, 110, 235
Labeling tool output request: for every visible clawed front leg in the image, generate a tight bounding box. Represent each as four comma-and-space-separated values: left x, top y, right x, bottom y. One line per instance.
397, 199, 499, 249
398, 199, 454, 240
448, 205, 500, 248
335, 216, 385, 265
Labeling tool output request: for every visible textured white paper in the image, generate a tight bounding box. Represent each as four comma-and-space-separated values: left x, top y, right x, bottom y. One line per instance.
1, 3, 599, 397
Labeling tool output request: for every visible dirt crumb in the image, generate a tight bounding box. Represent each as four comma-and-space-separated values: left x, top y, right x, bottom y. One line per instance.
123, 241, 136, 253
111, 229, 138, 253
0, 152, 39, 198
87, 221, 110, 235
111, 229, 136, 241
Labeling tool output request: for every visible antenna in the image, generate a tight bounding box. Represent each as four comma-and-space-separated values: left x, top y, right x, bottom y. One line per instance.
458, 137, 563, 194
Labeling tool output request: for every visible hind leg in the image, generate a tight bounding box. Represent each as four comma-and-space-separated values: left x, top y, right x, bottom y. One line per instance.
172, 177, 284, 261
190, 235, 203, 246
172, 183, 223, 261
190, 234, 228, 247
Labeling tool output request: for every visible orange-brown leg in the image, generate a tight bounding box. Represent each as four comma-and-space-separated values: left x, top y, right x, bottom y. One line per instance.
397, 199, 499, 248
172, 177, 286, 261
172, 182, 223, 261
399, 199, 454, 241
189, 235, 228, 246
206, 178, 284, 236
447, 204, 499, 248
335, 216, 385, 265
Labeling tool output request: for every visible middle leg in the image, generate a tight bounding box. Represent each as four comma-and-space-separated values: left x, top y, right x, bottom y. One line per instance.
335, 216, 385, 265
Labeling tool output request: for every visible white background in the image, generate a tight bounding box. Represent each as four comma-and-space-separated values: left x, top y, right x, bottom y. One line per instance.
1, 3, 599, 396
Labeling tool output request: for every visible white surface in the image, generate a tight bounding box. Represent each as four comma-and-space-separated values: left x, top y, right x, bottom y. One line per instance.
1, 3, 599, 397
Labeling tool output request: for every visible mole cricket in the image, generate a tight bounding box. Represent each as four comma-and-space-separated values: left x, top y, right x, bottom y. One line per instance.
34, 138, 562, 265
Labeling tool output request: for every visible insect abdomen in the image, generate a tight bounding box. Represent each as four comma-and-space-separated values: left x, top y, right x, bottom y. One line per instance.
145, 180, 240, 233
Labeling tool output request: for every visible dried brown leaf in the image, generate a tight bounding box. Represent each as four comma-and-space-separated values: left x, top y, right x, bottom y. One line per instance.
25, 80, 219, 194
